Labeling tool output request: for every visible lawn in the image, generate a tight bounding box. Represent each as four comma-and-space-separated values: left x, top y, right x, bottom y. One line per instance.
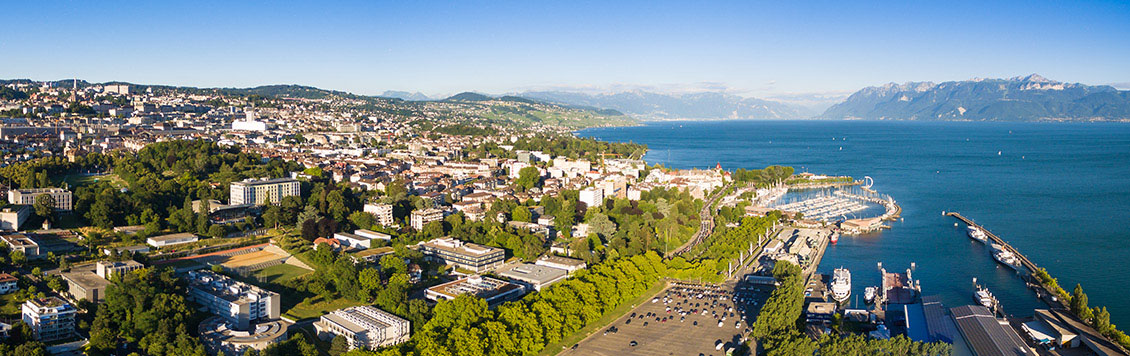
282, 295, 366, 321
0, 292, 24, 318
55, 173, 126, 189
538, 280, 668, 356
252, 264, 311, 284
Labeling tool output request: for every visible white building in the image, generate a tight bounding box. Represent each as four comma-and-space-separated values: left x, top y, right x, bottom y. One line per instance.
333, 230, 391, 250
2, 234, 39, 258
363, 203, 394, 226
96, 260, 144, 280
186, 270, 281, 331
579, 187, 604, 209
314, 306, 410, 351
497, 263, 568, 291
8, 188, 73, 211
0, 273, 17, 294
230, 178, 300, 205
232, 120, 268, 131
22, 297, 76, 342
103, 84, 130, 95
0, 206, 29, 230
147, 232, 199, 248
410, 208, 443, 230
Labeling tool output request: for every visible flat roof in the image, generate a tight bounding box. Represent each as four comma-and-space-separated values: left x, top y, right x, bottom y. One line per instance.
922, 295, 960, 344
950, 305, 1037, 356
498, 263, 568, 285
231, 177, 298, 186
62, 271, 111, 290
149, 232, 198, 241
427, 276, 522, 301
536, 255, 586, 267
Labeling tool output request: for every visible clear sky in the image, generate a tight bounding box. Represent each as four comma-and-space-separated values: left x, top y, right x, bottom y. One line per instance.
2, 0, 1128, 99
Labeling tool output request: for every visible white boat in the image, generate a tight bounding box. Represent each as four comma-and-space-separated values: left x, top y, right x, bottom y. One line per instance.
993, 250, 1023, 271
830, 268, 851, 303
863, 286, 877, 304
967, 226, 988, 243
974, 286, 994, 309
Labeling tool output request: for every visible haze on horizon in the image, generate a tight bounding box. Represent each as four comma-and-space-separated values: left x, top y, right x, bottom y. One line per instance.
2, 0, 1129, 101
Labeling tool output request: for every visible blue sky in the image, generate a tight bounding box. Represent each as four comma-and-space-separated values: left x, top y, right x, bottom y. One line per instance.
2, 0, 1128, 100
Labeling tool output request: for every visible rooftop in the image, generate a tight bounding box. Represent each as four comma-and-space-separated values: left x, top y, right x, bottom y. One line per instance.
498, 263, 568, 284
427, 275, 522, 301
420, 237, 502, 257
950, 305, 1036, 356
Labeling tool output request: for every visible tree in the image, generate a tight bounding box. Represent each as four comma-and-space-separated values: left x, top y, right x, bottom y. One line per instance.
515, 166, 541, 191
9, 250, 26, 266
1092, 306, 1112, 335
34, 193, 56, 221
1071, 284, 1093, 321
587, 213, 616, 238
301, 219, 318, 241
349, 211, 375, 230
262, 205, 281, 229
328, 335, 349, 356
511, 205, 532, 223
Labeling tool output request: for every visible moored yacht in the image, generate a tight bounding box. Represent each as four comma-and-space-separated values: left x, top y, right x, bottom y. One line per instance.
967, 226, 988, 243
830, 268, 851, 303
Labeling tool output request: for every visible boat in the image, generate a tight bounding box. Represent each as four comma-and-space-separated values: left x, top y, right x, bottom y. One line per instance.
966, 226, 988, 243
830, 268, 851, 303
863, 286, 877, 304
830, 232, 839, 244
993, 250, 1023, 271
974, 285, 994, 309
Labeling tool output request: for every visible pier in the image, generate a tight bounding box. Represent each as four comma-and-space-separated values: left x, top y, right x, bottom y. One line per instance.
944, 212, 1038, 274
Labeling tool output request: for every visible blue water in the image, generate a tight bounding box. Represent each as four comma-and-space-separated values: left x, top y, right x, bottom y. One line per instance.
579, 120, 1130, 326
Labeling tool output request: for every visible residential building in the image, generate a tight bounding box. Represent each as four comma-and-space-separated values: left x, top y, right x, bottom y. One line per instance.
0, 206, 29, 230
410, 208, 443, 230
96, 260, 144, 280
2, 234, 38, 257
314, 306, 410, 350
0, 273, 17, 294
147, 232, 199, 248
363, 203, 394, 226
230, 177, 300, 205
22, 297, 76, 342
418, 237, 504, 273
8, 188, 72, 211
497, 263, 568, 291
425, 275, 525, 306
186, 270, 281, 330
579, 187, 603, 209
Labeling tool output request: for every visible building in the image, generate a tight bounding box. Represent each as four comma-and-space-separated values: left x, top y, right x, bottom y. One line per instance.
8, 188, 73, 211
534, 255, 587, 274
363, 203, 394, 226
22, 297, 76, 342
579, 187, 604, 209
425, 275, 525, 306
0, 273, 17, 294
103, 84, 130, 95
231, 119, 268, 131
805, 302, 836, 324
410, 208, 443, 230
2, 234, 39, 258
418, 237, 504, 273
314, 306, 410, 350
186, 270, 281, 330
96, 260, 144, 280
950, 305, 1038, 356
230, 178, 300, 205
61, 269, 111, 303
333, 230, 390, 250
0, 206, 29, 230
147, 232, 199, 248
199, 316, 290, 356
497, 263, 568, 291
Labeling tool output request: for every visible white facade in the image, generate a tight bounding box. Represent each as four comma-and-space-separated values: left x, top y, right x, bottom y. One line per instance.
22, 297, 76, 342
186, 270, 281, 331
230, 178, 300, 205
579, 187, 604, 209
410, 208, 443, 230
232, 120, 268, 131
0, 206, 29, 230
314, 306, 410, 350
363, 203, 394, 226
8, 188, 73, 211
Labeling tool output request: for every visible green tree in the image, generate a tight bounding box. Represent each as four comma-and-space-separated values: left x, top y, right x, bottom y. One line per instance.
1093, 306, 1112, 335
515, 166, 541, 191
511, 205, 531, 223
34, 193, 56, 221
1071, 284, 1093, 321
329, 335, 349, 356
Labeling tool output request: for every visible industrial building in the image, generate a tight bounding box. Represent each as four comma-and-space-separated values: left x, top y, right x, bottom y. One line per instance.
949, 305, 1037, 356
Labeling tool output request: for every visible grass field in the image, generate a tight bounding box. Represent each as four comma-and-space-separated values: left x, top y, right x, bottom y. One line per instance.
252, 264, 310, 284
539, 280, 668, 356
55, 173, 126, 189
282, 295, 365, 321
0, 292, 24, 318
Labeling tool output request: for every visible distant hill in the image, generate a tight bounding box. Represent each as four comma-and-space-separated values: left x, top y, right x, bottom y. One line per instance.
518, 90, 813, 120
378, 90, 431, 101
445, 92, 494, 102
823, 74, 1130, 121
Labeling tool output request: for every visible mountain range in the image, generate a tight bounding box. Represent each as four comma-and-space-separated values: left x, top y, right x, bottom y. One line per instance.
518, 90, 813, 120
823, 74, 1130, 121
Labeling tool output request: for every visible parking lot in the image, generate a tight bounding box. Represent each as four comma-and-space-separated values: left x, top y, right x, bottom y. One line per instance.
563, 280, 774, 356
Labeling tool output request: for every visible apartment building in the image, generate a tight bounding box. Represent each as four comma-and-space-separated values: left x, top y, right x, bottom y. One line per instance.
8, 188, 73, 211
230, 177, 300, 205
22, 297, 76, 342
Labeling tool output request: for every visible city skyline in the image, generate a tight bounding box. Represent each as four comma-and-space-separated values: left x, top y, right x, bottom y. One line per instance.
3, 1, 1129, 99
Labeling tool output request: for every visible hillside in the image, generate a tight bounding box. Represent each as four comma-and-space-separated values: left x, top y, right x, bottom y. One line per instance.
519, 90, 812, 120
823, 74, 1130, 121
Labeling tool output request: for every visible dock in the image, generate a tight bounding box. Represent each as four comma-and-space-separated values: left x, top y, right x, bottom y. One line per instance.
944, 212, 1038, 274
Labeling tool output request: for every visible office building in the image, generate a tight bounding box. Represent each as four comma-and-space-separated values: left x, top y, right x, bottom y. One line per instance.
8, 188, 72, 211
410, 208, 443, 230
418, 237, 504, 273
579, 187, 603, 209
186, 270, 281, 330
22, 297, 76, 342
96, 260, 144, 280
363, 203, 394, 226
497, 263, 568, 291
314, 306, 410, 350
534, 255, 587, 274
425, 275, 525, 306
199, 316, 290, 356
230, 178, 300, 205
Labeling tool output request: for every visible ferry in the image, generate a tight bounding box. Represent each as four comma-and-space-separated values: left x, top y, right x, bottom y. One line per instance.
830, 268, 851, 303
993, 250, 1023, 271
967, 226, 988, 243
863, 286, 877, 304
974, 285, 994, 309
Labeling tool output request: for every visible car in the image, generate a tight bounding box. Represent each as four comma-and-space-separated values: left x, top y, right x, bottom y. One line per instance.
571, 344, 578, 350
630, 341, 638, 347
643, 321, 648, 326
625, 319, 631, 325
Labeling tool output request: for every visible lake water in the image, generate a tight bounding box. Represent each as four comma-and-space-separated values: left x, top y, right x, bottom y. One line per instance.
579, 119, 1130, 326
